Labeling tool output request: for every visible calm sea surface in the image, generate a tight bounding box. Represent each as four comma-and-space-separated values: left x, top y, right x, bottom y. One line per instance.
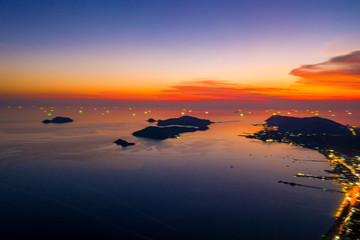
1, 106, 359, 240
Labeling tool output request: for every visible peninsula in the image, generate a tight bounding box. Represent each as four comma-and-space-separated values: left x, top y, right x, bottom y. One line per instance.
246, 115, 360, 240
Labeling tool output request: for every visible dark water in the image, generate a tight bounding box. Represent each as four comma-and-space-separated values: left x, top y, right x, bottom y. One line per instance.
1, 106, 357, 239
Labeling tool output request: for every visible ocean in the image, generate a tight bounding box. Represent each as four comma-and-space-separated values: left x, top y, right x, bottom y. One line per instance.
1, 105, 358, 239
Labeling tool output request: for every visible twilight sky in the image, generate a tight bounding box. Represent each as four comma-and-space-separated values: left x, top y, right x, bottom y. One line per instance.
1, 0, 360, 102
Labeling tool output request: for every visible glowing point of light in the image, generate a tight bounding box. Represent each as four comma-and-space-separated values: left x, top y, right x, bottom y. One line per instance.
348, 112, 352, 115
132, 113, 136, 116
323, 188, 328, 191
48, 113, 52, 116
205, 111, 209, 114
315, 113, 319, 115
106, 110, 110, 113
181, 112, 185, 115
79, 110, 83, 114
148, 110, 151, 112
144, 111, 148, 114
44, 110, 47, 112
101, 113, 105, 115
240, 114, 244, 116
331, 114, 335, 116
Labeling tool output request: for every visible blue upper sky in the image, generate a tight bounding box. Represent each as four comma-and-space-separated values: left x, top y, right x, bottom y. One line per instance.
2, 0, 359, 51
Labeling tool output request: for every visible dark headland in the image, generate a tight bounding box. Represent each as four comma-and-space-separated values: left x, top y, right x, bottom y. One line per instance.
247, 115, 360, 239
133, 116, 213, 140
42, 116, 74, 124
247, 115, 360, 157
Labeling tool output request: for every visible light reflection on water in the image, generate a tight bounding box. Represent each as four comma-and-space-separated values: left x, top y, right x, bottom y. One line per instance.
0, 106, 358, 239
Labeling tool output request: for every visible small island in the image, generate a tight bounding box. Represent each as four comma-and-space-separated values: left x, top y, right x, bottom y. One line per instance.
42, 116, 74, 124
133, 116, 213, 140
147, 118, 156, 123
114, 139, 135, 147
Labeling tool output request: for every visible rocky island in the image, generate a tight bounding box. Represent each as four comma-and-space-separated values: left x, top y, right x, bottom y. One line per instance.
133, 116, 212, 140
114, 139, 135, 147
157, 115, 213, 127
42, 116, 74, 124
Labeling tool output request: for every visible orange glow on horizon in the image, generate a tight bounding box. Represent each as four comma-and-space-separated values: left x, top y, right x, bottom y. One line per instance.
2, 50, 360, 102
2, 78, 359, 102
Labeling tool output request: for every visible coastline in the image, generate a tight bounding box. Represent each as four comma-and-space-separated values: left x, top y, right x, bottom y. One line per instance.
246, 116, 360, 239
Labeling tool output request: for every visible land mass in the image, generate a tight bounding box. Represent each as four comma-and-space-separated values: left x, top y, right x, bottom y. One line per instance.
157, 115, 213, 127
246, 115, 360, 240
42, 116, 74, 124
114, 139, 135, 147
247, 115, 360, 157
133, 116, 212, 140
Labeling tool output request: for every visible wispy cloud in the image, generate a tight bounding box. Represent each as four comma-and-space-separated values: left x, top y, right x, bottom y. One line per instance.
161, 80, 296, 101
290, 51, 360, 88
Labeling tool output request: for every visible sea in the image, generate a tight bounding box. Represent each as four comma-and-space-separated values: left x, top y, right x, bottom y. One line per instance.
1, 105, 359, 240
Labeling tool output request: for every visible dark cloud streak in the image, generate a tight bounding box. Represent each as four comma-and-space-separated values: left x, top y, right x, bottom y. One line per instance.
161, 80, 297, 101
290, 51, 360, 88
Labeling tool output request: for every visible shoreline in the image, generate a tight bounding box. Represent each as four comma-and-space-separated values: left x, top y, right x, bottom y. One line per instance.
246, 116, 360, 239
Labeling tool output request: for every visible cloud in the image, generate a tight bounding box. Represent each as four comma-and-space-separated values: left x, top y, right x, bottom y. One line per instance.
161, 80, 296, 101
290, 51, 360, 88
330, 50, 360, 63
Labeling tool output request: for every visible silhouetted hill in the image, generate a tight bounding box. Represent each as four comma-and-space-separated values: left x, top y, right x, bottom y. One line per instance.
157, 116, 213, 127
265, 115, 350, 135
42, 116, 74, 124
132, 116, 212, 140
247, 115, 360, 157
133, 126, 198, 140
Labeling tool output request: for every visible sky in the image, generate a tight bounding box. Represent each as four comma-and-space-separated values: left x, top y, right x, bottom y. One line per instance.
1, 0, 360, 104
